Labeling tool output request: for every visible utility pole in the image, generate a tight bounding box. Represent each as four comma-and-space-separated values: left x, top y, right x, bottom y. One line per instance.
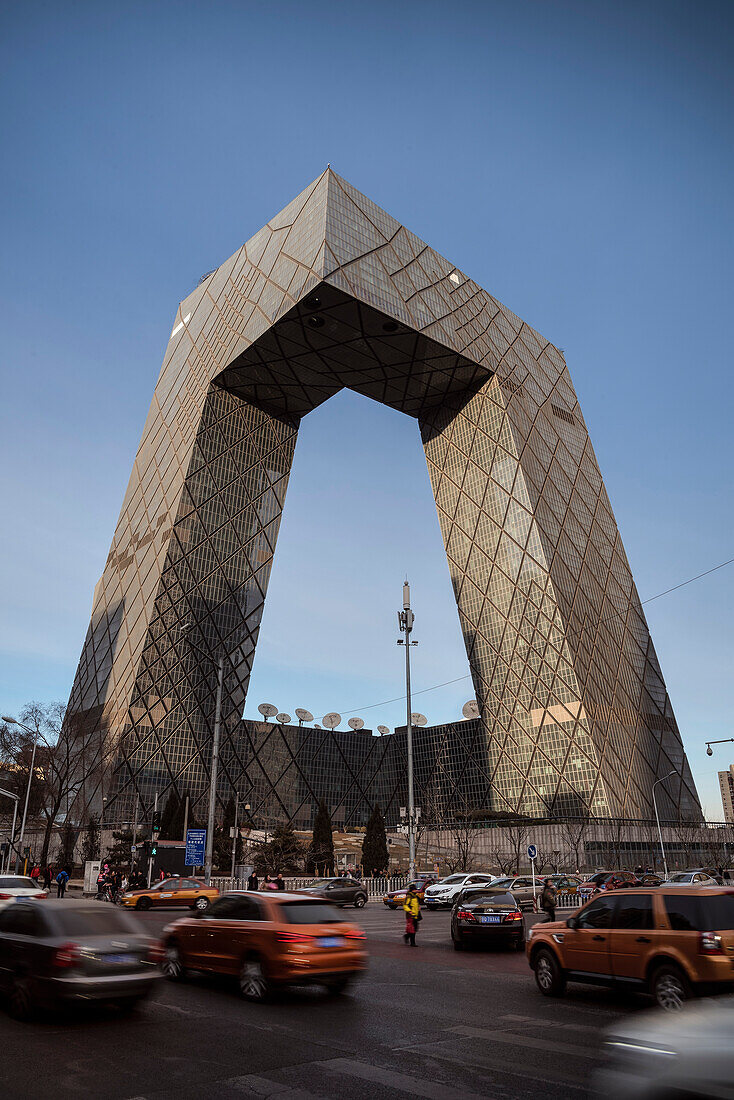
147, 791, 158, 888
204, 655, 225, 885
397, 580, 418, 879
230, 794, 239, 881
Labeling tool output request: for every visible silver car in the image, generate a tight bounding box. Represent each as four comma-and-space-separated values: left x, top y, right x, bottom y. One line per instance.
664, 871, 718, 887
485, 876, 539, 911
0, 898, 161, 1020
596, 995, 734, 1099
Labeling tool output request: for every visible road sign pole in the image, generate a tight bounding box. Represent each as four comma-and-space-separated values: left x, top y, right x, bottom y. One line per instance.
147, 791, 158, 888
527, 844, 538, 902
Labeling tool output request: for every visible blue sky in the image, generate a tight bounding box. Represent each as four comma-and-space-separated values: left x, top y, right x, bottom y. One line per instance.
1, 1, 732, 816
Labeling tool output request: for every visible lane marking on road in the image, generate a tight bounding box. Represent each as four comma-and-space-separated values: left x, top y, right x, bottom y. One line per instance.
446, 1025, 597, 1058
316, 1057, 493, 1100
221, 1074, 322, 1098
393, 1043, 588, 1093
496, 1012, 601, 1035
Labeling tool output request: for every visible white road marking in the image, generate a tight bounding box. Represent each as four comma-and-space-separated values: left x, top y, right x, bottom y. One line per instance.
316, 1058, 493, 1099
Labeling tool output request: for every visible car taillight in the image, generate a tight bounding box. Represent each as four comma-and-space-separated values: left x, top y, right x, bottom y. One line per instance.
699, 931, 725, 955
456, 909, 476, 921
0, 893, 12, 900
53, 942, 81, 969
344, 928, 366, 939
505, 910, 523, 921
37, 892, 48, 899
276, 931, 312, 943
148, 941, 165, 964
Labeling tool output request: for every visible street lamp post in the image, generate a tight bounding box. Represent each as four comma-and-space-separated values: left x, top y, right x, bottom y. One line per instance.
397, 581, 418, 880
2, 717, 39, 873
653, 770, 677, 880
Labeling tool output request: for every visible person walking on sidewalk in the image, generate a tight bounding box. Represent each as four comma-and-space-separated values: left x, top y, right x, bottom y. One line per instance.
56, 869, 69, 898
540, 878, 557, 923
403, 884, 421, 947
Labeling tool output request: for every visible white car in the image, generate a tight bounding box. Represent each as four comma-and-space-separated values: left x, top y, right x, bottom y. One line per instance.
664, 871, 718, 887
423, 873, 496, 909
0, 874, 48, 909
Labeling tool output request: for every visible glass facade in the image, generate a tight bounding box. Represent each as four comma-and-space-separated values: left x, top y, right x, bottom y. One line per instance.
62, 169, 701, 827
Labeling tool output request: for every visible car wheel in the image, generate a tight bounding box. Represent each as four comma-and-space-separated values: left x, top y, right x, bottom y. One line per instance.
452, 934, 464, 951
514, 935, 525, 951
240, 956, 271, 1003
8, 976, 34, 1021
163, 942, 186, 981
195, 896, 209, 911
354, 895, 366, 908
651, 963, 690, 1012
533, 948, 566, 997
387, 904, 397, 910
136, 896, 151, 911
325, 977, 351, 995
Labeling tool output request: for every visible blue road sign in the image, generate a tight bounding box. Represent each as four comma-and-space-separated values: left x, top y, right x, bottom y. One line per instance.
527, 844, 537, 860
186, 829, 206, 867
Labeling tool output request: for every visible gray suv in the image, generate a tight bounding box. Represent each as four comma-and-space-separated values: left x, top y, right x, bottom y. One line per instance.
296, 878, 367, 908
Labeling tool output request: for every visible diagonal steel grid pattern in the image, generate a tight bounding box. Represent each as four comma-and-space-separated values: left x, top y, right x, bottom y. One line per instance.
62, 169, 701, 827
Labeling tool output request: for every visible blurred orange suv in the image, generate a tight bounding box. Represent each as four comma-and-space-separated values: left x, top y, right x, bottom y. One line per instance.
527, 886, 734, 1010
162, 891, 367, 1001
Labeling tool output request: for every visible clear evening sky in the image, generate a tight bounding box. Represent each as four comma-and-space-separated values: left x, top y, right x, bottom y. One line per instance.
1, 1, 732, 816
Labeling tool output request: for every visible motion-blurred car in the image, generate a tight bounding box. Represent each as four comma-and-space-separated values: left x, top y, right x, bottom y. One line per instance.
596, 995, 734, 1099
162, 891, 367, 1001
383, 880, 430, 909
119, 876, 218, 911
577, 871, 639, 898
296, 878, 367, 908
527, 885, 734, 1011
0, 875, 48, 909
665, 870, 719, 887
451, 888, 525, 951
0, 898, 161, 1019
423, 873, 496, 910
546, 874, 584, 895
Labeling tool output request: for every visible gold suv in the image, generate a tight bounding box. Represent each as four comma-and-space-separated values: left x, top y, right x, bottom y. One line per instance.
527, 886, 734, 1010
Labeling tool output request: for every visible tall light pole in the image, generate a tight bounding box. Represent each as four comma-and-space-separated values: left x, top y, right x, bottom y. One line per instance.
3, 717, 39, 873
653, 770, 677, 880
397, 581, 418, 879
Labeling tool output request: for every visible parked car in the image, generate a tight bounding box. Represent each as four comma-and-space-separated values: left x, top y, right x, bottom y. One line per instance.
546, 874, 584, 895
596, 994, 734, 1098
383, 880, 431, 909
665, 871, 719, 887
0, 875, 48, 910
577, 871, 639, 897
119, 876, 218, 911
162, 891, 367, 1001
451, 888, 525, 951
636, 873, 664, 887
480, 875, 539, 912
423, 873, 497, 910
296, 878, 367, 908
0, 898, 161, 1020
527, 885, 734, 1011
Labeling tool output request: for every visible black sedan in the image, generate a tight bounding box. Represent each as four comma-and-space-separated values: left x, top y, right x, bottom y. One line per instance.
0, 898, 161, 1020
450, 888, 525, 951
295, 877, 367, 908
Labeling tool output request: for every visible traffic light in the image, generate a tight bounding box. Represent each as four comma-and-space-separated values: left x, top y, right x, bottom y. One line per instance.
152, 810, 161, 837
150, 841, 158, 857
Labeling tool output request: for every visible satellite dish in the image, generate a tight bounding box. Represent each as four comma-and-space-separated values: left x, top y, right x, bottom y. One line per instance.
276, 713, 291, 725
411, 713, 428, 727
258, 703, 278, 719
295, 708, 313, 725
377, 725, 389, 736
462, 699, 480, 720
348, 717, 365, 732
322, 712, 341, 730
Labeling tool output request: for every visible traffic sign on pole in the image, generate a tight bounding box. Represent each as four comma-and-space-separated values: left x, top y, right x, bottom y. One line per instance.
528, 844, 538, 901
527, 844, 537, 860
186, 828, 206, 868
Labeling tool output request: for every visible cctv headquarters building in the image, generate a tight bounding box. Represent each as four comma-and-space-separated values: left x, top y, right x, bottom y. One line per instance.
62, 169, 701, 830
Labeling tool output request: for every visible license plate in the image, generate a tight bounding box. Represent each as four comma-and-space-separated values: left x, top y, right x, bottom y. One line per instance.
319, 936, 343, 948
480, 915, 501, 924
106, 953, 136, 965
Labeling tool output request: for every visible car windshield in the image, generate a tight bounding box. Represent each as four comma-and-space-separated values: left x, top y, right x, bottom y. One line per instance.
440, 875, 467, 885
0, 877, 37, 890
670, 873, 694, 882
54, 909, 137, 936
279, 902, 343, 924
491, 878, 513, 887
462, 891, 515, 906
301, 880, 327, 888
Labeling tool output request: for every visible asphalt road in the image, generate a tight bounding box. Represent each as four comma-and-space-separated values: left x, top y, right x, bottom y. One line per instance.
0, 902, 657, 1099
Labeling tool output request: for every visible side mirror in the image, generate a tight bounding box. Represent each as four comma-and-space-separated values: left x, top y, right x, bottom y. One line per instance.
566, 916, 579, 930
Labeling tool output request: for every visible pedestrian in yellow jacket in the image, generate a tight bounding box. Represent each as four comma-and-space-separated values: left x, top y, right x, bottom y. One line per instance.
403, 885, 421, 947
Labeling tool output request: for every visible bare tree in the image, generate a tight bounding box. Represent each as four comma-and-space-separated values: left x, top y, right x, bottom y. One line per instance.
561, 815, 590, 873
0, 702, 88, 868
492, 849, 516, 876
535, 849, 553, 875
675, 817, 702, 870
